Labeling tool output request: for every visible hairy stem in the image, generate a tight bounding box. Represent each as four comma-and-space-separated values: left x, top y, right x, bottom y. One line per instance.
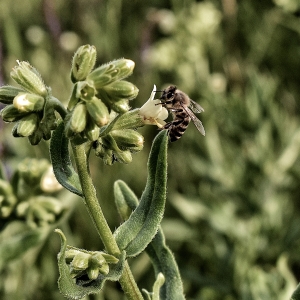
71, 142, 143, 300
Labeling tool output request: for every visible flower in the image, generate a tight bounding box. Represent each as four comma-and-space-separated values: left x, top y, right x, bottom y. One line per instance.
139, 85, 168, 127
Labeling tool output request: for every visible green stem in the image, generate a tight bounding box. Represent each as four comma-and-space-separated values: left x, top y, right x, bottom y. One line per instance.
71, 142, 143, 300
50, 96, 68, 119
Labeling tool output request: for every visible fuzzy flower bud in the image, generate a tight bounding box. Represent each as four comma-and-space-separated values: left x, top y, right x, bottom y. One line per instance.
87, 59, 135, 89
13, 92, 45, 112
71, 44, 97, 83
10, 61, 47, 97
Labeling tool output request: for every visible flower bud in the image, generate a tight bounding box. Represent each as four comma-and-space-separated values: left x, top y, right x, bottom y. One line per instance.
1, 104, 27, 122
87, 59, 135, 89
114, 150, 132, 164
0, 85, 25, 104
102, 81, 139, 100
86, 97, 109, 127
110, 129, 144, 152
13, 92, 45, 112
10, 61, 47, 96
68, 103, 87, 134
109, 99, 130, 114
28, 128, 43, 145
14, 113, 38, 137
71, 252, 90, 271
111, 109, 144, 131
71, 45, 97, 83
84, 118, 100, 141
94, 142, 114, 165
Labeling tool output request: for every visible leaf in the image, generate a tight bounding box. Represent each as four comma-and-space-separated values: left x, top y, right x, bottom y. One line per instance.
113, 130, 168, 257
50, 122, 83, 197
55, 229, 126, 300
114, 180, 185, 300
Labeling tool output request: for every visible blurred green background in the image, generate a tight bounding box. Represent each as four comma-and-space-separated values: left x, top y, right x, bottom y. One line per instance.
1, 0, 300, 299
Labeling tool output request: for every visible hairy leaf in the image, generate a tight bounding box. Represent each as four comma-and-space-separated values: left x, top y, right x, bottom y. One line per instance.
50, 122, 83, 197
113, 130, 168, 257
114, 180, 185, 299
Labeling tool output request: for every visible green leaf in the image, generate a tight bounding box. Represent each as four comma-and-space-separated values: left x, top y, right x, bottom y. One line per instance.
50, 122, 83, 197
114, 180, 185, 300
55, 229, 126, 300
113, 130, 168, 257
291, 284, 300, 300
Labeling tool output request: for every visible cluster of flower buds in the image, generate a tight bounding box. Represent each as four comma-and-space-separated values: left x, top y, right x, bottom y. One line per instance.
65, 247, 119, 281
65, 45, 139, 144
0, 158, 64, 227
0, 62, 58, 145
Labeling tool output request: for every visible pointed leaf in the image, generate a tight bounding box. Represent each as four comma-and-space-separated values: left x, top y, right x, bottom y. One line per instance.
113, 130, 168, 257
114, 180, 185, 300
50, 122, 83, 197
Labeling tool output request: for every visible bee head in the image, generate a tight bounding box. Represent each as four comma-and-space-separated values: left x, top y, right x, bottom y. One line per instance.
161, 85, 177, 100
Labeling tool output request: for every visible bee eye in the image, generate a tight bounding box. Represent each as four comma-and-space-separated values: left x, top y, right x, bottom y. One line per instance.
167, 92, 173, 99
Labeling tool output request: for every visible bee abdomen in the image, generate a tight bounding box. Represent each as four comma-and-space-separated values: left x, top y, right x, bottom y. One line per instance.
167, 116, 190, 142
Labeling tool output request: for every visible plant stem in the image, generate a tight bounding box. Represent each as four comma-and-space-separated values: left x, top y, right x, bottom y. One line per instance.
71, 142, 143, 300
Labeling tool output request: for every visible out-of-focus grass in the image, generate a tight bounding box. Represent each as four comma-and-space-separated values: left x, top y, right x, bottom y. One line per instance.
1, 0, 300, 299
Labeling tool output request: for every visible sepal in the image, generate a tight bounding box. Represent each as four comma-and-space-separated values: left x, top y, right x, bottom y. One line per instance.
55, 229, 126, 300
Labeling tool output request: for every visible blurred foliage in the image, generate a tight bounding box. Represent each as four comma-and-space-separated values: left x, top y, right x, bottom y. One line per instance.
1, 0, 300, 299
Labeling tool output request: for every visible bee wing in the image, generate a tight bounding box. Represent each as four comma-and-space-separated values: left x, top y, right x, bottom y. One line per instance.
182, 105, 206, 136
189, 99, 204, 113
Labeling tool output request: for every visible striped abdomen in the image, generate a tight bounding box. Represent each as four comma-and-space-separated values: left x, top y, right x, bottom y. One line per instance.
164, 110, 191, 142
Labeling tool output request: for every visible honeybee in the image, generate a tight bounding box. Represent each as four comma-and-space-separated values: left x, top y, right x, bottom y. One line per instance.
157, 85, 205, 142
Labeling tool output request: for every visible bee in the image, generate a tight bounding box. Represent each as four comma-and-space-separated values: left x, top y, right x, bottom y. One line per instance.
157, 85, 205, 142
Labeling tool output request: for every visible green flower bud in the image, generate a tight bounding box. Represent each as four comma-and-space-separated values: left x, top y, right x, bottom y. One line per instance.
10, 61, 47, 96
94, 141, 114, 165
28, 128, 43, 145
110, 109, 144, 131
0, 180, 17, 218
71, 252, 90, 271
68, 103, 87, 134
76, 81, 96, 101
14, 113, 38, 137
13, 92, 45, 112
87, 59, 135, 89
109, 99, 130, 114
98, 263, 109, 275
0, 85, 25, 104
1, 104, 28, 122
110, 129, 144, 152
86, 97, 109, 127
114, 150, 132, 164
87, 267, 100, 280
84, 118, 100, 141
102, 81, 139, 100
71, 45, 97, 83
